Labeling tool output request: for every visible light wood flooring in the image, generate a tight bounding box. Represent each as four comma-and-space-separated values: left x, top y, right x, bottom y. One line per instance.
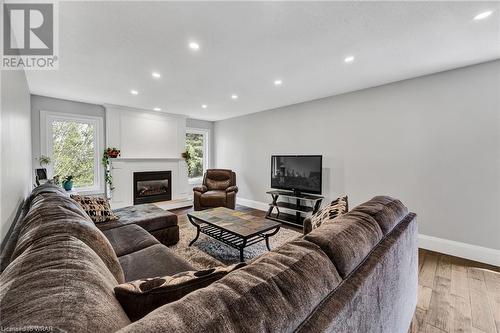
171, 205, 500, 333
410, 249, 500, 333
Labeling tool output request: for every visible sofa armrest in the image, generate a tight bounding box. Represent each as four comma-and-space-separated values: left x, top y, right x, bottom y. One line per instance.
226, 186, 238, 193
193, 185, 208, 193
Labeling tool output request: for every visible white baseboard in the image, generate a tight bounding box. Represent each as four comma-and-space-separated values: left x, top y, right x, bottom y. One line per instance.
237, 197, 500, 267
237, 197, 268, 211
418, 234, 500, 267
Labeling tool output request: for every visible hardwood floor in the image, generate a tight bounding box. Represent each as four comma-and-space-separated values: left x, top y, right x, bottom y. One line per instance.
171, 205, 500, 333
411, 249, 500, 333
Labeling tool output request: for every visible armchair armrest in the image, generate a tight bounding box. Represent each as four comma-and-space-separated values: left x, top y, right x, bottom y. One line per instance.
193, 185, 208, 193
226, 186, 238, 193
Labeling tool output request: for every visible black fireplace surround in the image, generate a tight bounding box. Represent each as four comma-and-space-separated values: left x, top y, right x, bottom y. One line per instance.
133, 171, 172, 205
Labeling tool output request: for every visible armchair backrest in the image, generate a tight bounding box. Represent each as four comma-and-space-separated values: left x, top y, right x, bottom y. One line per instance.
203, 169, 236, 191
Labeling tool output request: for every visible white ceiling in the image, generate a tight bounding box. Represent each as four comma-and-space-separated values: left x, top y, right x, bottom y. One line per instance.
26, 1, 500, 121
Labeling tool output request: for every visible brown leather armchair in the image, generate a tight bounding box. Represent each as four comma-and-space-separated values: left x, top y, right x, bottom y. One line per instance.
193, 169, 238, 211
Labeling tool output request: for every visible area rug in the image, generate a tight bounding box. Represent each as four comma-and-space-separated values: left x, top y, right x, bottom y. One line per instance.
169, 215, 301, 270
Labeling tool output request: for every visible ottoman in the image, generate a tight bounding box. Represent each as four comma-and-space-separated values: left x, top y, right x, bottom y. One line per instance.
96, 203, 180, 246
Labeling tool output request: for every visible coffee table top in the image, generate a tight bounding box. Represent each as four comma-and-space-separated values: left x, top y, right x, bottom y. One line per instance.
188, 207, 281, 238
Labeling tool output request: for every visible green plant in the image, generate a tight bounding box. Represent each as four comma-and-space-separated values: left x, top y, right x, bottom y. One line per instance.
102, 149, 117, 190
63, 175, 74, 182
38, 155, 51, 167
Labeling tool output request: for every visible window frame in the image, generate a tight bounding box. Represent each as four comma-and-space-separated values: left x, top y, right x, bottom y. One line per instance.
186, 127, 210, 185
40, 110, 104, 194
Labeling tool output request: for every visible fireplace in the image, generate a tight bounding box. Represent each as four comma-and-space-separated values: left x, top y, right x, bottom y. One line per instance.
133, 171, 172, 205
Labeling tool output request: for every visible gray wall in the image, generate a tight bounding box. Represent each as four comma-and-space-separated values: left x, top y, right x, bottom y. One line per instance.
31, 94, 106, 172
187, 118, 215, 169
214, 60, 500, 250
1, 69, 32, 242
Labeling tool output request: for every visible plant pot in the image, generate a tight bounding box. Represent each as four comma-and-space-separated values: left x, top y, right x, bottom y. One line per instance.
62, 180, 74, 191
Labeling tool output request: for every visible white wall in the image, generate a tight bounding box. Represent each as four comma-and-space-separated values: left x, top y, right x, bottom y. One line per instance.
1, 69, 32, 242
214, 60, 500, 256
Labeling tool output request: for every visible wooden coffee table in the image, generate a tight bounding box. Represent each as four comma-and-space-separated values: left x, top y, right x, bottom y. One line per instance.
187, 207, 281, 262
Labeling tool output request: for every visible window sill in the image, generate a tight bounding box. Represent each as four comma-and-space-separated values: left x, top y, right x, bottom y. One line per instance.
188, 178, 203, 185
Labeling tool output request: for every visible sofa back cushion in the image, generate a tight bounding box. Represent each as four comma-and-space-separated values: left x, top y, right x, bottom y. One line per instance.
350, 196, 408, 235
11, 186, 125, 283
304, 210, 384, 278
0, 234, 131, 332
117, 239, 342, 333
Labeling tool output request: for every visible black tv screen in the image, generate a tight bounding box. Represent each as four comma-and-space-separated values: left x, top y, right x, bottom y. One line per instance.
271, 155, 322, 194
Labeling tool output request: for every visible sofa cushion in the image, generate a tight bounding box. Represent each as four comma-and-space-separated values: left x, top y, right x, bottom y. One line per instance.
103, 224, 160, 257
12, 189, 125, 284
116, 239, 342, 333
97, 204, 178, 232
119, 244, 195, 282
0, 234, 131, 333
304, 210, 383, 278
115, 263, 246, 321
200, 190, 226, 207
350, 196, 408, 235
71, 194, 118, 223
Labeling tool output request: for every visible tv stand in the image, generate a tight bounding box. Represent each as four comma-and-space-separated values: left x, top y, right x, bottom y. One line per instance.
265, 190, 324, 228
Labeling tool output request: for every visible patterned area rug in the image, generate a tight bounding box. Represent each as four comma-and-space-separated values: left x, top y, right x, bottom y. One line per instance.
169, 214, 301, 270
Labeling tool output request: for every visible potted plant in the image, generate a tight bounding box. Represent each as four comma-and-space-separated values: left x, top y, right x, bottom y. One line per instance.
62, 175, 74, 191
102, 147, 121, 191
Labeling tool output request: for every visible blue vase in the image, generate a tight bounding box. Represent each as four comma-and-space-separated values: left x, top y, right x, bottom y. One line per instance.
63, 180, 73, 191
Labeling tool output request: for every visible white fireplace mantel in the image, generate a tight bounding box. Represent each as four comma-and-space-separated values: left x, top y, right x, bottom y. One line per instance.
104, 105, 190, 209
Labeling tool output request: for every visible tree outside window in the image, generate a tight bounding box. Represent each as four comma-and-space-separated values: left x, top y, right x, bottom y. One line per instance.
52, 120, 95, 188
186, 132, 204, 179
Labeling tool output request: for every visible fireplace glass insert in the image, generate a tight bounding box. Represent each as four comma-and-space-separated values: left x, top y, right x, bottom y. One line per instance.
133, 171, 172, 205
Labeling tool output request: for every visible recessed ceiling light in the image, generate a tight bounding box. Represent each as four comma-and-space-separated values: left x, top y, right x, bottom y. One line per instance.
189, 42, 200, 50
201, 104, 207, 109
130, 89, 139, 95
153, 107, 161, 111
152, 72, 161, 78
274, 79, 282, 86
344, 56, 355, 63
231, 94, 238, 100
474, 10, 493, 21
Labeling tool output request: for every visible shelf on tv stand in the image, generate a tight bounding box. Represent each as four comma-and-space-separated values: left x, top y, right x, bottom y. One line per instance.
265, 190, 324, 228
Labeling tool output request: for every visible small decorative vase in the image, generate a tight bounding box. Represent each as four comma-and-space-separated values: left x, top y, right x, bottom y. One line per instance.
62, 180, 73, 191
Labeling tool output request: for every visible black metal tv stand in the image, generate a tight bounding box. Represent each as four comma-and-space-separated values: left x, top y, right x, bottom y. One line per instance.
265, 190, 324, 228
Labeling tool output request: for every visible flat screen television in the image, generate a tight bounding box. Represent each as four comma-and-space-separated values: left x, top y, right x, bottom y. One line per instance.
271, 155, 322, 194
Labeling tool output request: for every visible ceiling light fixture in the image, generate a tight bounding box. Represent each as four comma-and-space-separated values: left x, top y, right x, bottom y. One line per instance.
474, 10, 493, 20
231, 94, 238, 100
274, 79, 282, 86
189, 42, 200, 50
152, 72, 161, 78
130, 89, 139, 95
153, 107, 161, 111
344, 56, 355, 63
201, 104, 207, 109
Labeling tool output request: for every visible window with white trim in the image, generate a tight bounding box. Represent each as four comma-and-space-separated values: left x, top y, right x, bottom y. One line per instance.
41, 111, 103, 194
186, 128, 210, 184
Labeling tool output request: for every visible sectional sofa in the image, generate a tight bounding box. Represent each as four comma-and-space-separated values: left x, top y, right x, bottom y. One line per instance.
0, 184, 417, 332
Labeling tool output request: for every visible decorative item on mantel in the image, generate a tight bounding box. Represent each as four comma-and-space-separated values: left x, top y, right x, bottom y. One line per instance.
102, 147, 121, 197
62, 175, 74, 191
181, 149, 193, 175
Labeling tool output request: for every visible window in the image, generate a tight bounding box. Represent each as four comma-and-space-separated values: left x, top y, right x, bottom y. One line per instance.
41, 111, 103, 193
186, 128, 209, 183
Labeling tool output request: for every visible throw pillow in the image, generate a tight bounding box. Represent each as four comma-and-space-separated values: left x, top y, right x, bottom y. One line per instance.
71, 195, 118, 223
115, 263, 246, 321
309, 195, 349, 231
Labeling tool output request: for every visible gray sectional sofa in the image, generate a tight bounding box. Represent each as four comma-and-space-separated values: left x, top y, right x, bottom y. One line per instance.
0, 184, 417, 333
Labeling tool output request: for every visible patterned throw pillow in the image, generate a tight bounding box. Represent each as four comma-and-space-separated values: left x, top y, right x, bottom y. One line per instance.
309, 195, 349, 231
70, 195, 118, 223
115, 263, 246, 321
